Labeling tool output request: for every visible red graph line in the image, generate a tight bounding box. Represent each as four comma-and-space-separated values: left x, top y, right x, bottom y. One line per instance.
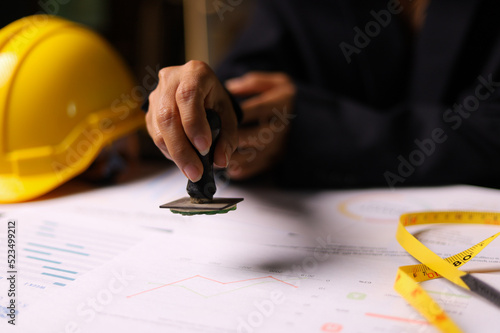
365, 313, 430, 325
126, 275, 298, 298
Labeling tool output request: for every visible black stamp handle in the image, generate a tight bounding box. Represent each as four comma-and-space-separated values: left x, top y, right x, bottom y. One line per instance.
186, 109, 221, 203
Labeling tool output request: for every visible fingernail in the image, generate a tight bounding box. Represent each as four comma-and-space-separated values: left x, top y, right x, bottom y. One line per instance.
225, 78, 241, 89
214, 155, 226, 169
183, 164, 201, 182
194, 136, 210, 156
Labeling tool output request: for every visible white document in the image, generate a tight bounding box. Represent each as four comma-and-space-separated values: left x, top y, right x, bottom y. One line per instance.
1, 167, 500, 332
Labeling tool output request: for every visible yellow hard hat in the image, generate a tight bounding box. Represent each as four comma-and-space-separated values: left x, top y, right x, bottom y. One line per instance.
0, 15, 145, 203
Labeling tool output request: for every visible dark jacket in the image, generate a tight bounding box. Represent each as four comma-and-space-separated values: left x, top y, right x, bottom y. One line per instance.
217, 0, 500, 188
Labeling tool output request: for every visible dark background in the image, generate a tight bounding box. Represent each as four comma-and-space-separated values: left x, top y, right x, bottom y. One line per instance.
1, 0, 185, 81
1, 0, 254, 80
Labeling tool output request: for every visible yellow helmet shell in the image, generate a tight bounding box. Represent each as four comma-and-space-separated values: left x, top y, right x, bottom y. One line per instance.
0, 15, 145, 203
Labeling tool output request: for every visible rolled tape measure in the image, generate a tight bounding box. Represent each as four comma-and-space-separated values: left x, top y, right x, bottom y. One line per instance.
395, 211, 500, 333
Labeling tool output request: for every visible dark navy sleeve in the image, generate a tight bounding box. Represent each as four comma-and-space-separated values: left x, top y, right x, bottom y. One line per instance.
217, 0, 500, 188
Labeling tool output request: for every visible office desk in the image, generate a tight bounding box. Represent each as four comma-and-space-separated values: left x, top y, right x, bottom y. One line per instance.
1, 164, 499, 332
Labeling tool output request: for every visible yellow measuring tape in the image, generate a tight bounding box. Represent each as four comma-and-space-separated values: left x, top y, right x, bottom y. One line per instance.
395, 211, 500, 332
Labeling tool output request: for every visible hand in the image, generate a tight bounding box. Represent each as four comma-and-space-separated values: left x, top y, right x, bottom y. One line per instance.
79, 134, 139, 183
225, 72, 296, 180
145, 61, 239, 182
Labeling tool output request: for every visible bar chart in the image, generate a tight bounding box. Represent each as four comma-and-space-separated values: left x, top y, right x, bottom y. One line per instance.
0, 214, 142, 290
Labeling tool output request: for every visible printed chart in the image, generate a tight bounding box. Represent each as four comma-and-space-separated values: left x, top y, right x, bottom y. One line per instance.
0, 212, 143, 325
1, 170, 500, 333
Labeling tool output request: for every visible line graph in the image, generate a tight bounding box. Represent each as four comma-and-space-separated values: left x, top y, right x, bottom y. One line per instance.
126, 275, 300, 299
365, 313, 429, 325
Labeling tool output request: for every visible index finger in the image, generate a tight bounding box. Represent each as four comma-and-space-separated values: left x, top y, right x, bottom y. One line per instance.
225, 72, 284, 96
175, 61, 215, 156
